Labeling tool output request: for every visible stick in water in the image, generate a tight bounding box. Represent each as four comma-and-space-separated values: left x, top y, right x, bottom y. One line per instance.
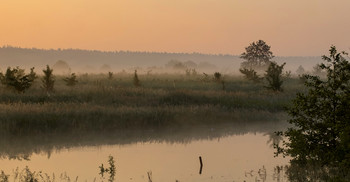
199, 156, 203, 174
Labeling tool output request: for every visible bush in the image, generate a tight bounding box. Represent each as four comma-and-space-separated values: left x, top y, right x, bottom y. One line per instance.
239, 68, 262, 83
63, 73, 78, 86
213, 72, 222, 82
264, 62, 286, 91
42, 65, 55, 93
0, 67, 37, 93
133, 70, 141, 87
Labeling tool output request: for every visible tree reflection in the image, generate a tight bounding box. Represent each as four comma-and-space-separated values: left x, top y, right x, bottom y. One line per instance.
264, 132, 282, 148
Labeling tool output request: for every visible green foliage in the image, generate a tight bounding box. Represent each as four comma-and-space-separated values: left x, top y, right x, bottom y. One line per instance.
239, 68, 262, 83
276, 46, 350, 179
63, 73, 78, 87
240, 40, 274, 70
0, 67, 37, 93
133, 70, 141, 87
42, 65, 55, 93
264, 62, 286, 91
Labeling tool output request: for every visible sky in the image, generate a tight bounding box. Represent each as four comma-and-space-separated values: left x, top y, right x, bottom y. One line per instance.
1, 0, 350, 56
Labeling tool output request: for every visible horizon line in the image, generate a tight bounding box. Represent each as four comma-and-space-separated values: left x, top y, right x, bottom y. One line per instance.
1, 44, 320, 58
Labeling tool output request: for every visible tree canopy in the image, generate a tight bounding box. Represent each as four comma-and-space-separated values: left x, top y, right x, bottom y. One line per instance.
276, 46, 350, 180
240, 40, 274, 70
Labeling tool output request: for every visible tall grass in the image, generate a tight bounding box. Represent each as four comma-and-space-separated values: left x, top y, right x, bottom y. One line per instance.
0, 73, 304, 136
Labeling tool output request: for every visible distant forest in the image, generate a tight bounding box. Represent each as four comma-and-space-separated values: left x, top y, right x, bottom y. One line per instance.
0, 46, 322, 74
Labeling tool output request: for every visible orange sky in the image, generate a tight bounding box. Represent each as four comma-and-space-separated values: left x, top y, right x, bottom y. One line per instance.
1, 0, 350, 56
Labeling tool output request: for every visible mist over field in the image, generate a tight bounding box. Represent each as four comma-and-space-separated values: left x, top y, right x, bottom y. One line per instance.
0, 46, 322, 75
1, 0, 349, 181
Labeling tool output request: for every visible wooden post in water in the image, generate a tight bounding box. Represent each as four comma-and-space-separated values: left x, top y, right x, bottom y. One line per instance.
199, 156, 203, 174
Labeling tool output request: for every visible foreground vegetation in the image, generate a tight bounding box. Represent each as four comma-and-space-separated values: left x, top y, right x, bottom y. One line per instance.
0, 71, 302, 136
277, 46, 350, 181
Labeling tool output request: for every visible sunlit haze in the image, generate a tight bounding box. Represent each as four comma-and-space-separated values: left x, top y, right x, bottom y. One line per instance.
1, 0, 350, 56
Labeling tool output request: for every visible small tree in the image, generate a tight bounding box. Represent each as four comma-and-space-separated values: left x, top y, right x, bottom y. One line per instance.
42, 65, 55, 93
240, 40, 274, 71
276, 46, 350, 179
0, 67, 37, 93
213, 72, 222, 82
133, 70, 141, 87
264, 62, 286, 91
239, 68, 262, 83
63, 73, 78, 86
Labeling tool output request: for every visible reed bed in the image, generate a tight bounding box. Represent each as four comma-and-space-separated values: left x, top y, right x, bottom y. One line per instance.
0, 73, 303, 136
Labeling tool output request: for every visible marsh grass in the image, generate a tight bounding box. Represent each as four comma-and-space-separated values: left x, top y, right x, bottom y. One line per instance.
0, 73, 303, 136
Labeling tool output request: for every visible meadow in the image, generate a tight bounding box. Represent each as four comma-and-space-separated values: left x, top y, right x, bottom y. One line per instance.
0, 72, 303, 136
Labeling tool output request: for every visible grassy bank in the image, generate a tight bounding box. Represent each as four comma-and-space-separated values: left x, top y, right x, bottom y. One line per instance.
0, 73, 303, 136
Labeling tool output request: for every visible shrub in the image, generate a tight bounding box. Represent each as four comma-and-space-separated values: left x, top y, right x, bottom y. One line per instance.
264, 62, 286, 91
63, 73, 78, 86
0, 67, 37, 93
239, 68, 262, 83
133, 70, 141, 87
42, 65, 55, 93
214, 72, 222, 82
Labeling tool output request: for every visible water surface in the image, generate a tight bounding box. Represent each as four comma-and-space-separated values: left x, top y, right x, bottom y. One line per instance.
0, 122, 290, 182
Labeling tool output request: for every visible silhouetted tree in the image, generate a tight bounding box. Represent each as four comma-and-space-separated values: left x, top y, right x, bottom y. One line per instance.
214, 72, 222, 82
276, 46, 350, 180
0, 67, 37, 93
264, 62, 286, 91
240, 40, 274, 71
42, 65, 55, 93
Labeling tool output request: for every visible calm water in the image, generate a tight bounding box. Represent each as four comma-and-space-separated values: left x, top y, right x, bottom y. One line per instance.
0, 122, 290, 182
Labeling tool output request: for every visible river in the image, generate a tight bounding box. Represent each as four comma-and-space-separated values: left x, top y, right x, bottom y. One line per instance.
0, 121, 290, 182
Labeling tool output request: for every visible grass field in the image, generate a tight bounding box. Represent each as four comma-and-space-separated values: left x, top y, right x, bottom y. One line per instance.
0, 72, 304, 136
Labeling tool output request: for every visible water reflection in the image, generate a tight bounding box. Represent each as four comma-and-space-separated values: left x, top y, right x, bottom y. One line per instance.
0, 121, 291, 182
0, 121, 289, 160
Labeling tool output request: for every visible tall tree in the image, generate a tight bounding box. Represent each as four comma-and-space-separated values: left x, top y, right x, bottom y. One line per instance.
240, 40, 274, 70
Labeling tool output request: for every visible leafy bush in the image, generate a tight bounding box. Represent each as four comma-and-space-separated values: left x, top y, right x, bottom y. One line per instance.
42, 65, 55, 93
0, 67, 37, 93
239, 68, 262, 83
264, 62, 286, 91
276, 46, 350, 179
213, 72, 222, 82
